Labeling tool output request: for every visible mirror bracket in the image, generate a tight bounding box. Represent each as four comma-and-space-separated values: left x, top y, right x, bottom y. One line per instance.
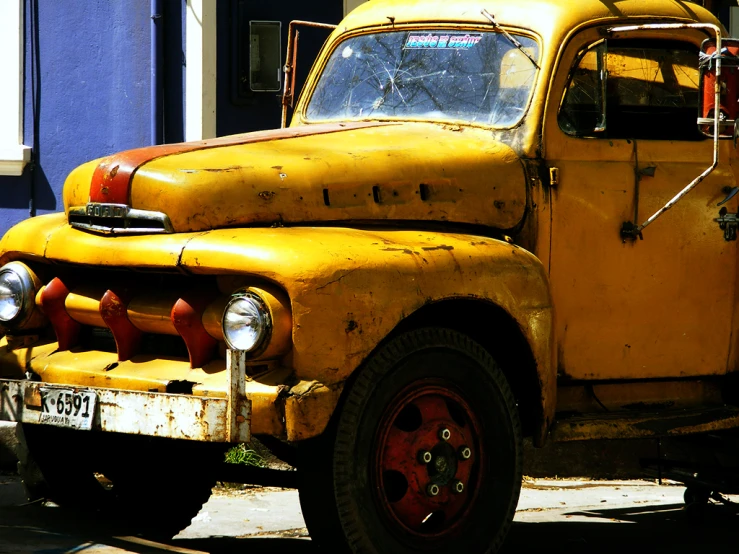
281, 20, 337, 128
607, 22, 724, 240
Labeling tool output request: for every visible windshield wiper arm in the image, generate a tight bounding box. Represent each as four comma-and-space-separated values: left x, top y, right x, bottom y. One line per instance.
481, 9, 540, 70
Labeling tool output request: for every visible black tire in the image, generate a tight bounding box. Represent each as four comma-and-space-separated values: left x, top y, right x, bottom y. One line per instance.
684, 499, 708, 523
15, 422, 51, 501
17, 424, 223, 538
684, 486, 711, 506
298, 328, 523, 554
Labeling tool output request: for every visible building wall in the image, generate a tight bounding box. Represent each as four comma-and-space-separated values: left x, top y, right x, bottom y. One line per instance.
216, 0, 343, 136
163, 1, 186, 144
0, 0, 348, 238
0, 0, 152, 237
344, 0, 369, 15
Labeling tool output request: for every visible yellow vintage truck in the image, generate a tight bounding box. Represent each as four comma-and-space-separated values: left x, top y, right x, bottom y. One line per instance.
1, 0, 738, 551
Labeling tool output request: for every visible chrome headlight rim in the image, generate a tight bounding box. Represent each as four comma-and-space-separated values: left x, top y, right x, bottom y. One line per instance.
0, 262, 36, 327
221, 290, 273, 356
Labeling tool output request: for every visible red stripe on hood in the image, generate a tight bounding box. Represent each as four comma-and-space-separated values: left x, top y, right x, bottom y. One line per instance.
88, 122, 395, 206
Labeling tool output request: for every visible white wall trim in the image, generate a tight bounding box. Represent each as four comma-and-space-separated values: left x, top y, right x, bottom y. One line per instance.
185, 0, 217, 141
731, 6, 739, 38
0, 0, 31, 176
344, 0, 369, 17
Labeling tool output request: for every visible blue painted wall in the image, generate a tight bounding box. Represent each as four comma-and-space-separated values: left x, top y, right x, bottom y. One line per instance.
0, 0, 340, 238
0, 0, 152, 237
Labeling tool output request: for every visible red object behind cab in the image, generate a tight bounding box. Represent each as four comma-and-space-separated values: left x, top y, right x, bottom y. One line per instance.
700, 38, 739, 133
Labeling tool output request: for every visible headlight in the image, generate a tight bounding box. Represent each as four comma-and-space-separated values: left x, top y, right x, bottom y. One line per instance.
0, 262, 36, 325
0, 272, 23, 321
222, 291, 271, 353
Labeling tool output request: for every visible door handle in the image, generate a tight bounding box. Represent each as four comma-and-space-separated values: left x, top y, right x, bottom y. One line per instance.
718, 186, 739, 206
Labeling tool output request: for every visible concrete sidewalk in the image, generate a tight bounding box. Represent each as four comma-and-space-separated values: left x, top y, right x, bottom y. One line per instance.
2, 471, 738, 554
0, 422, 18, 471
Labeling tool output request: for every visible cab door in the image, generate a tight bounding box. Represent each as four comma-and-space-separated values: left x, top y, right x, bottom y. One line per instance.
543, 28, 738, 381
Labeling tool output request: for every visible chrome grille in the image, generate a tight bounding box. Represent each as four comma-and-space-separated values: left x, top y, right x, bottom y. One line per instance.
68, 203, 173, 235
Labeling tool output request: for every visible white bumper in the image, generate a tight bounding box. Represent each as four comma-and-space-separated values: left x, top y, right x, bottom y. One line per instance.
0, 351, 252, 443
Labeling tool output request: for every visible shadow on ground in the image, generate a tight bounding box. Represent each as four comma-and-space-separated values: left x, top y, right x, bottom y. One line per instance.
0, 500, 316, 554
504, 502, 738, 554
1, 498, 737, 553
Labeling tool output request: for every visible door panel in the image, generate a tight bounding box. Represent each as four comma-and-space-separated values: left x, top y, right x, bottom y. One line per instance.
544, 31, 738, 381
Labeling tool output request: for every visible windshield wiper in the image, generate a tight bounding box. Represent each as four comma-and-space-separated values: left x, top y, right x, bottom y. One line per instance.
481, 9, 540, 70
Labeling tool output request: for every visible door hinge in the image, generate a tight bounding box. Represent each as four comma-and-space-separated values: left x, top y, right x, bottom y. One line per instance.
549, 167, 559, 187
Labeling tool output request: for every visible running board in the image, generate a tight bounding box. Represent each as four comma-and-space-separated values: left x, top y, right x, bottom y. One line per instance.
551, 406, 739, 442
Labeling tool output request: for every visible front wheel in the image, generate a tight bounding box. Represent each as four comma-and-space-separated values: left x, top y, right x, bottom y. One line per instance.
299, 328, 522, 554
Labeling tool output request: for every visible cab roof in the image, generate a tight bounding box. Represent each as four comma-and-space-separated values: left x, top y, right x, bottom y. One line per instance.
341, 0, 720, 43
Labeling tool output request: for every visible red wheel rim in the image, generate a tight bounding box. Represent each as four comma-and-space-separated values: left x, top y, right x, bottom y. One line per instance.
372, 380, 484, 538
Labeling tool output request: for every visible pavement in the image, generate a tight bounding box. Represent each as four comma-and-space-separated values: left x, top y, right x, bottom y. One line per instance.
2, 473, 738, 554
0, 423, 18, 471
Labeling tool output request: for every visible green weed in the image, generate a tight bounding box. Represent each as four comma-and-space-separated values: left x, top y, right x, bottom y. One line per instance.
225, 443, 266, 467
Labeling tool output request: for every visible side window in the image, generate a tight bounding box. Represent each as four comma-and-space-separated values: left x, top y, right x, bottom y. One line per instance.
559, 40, 703, 141
248, 21, 282, 93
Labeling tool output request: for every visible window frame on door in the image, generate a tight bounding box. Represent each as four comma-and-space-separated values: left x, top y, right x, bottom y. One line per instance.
557, 38, 705, 142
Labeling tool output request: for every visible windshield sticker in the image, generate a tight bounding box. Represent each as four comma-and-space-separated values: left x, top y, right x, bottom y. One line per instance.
404, 33, 483, 50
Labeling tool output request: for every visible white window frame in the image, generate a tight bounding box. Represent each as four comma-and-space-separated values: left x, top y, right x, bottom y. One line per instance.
0, 0, 31, 176
731, 7, 739, 38
185, 0, 217, 141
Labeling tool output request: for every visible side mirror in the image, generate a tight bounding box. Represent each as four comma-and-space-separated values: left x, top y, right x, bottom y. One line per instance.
699, 38, 739, 139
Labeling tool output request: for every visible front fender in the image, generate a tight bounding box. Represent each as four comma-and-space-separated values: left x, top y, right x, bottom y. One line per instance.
180, 227, 555, 441
0, 221, 555, 442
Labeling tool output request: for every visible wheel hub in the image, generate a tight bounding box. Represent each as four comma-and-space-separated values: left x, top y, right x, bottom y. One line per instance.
427, 443, 457, 486
373, 382, 484, 537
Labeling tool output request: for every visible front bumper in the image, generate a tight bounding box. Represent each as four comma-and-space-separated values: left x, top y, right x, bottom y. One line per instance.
0, 351, 251, 442
0, 337, 343, 442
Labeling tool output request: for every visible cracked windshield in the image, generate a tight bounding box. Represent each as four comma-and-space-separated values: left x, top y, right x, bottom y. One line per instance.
306, 30, 539, 126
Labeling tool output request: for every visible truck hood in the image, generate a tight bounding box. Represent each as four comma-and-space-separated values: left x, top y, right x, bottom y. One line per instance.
63, 122, 526, 233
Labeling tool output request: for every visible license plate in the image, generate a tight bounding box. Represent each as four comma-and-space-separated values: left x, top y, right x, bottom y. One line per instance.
39, 388, 97, 430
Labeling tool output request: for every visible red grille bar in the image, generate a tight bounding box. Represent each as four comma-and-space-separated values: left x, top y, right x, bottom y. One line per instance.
100, 289, 142, 362
171, 294, 218, 369
40, 278, 81, 350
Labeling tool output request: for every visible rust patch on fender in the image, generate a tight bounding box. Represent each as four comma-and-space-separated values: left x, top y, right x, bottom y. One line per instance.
345, 317, 362, 334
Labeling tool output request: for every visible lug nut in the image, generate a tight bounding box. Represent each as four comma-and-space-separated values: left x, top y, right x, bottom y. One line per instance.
439, 428, 451, 441
453, 480, 465, 494
418, 450, 433, 464
459, 446, 472, 460
426, 483, 440, 497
